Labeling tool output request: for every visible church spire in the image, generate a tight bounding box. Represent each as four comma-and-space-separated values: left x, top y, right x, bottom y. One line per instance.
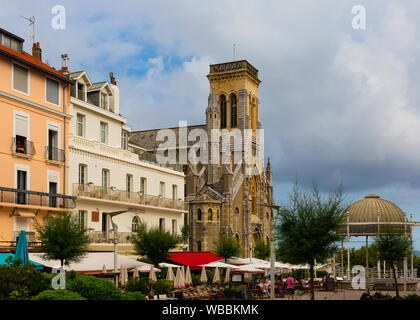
207, 86, 218, 112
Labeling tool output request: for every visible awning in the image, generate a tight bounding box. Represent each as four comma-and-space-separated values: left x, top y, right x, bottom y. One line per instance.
15, 211, 36, 218
167, 252, 223, 270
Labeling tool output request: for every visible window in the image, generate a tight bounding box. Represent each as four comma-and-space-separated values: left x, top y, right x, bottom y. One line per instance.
46, 78, 59, 105
100, 122, 108, 143
78, 210, 87, 229
101, 93, 108, 110
102, 169, 109, 190
172, 219, 177, 236
140, 177, 147, 195
230, 93, 237, 128
197, 209, 202, 221
13, 64, 29, 94
121, 131, 128, 150
47, 129, 59, 160
159, 218, 165, 232
172, 185, 178, 200
16, 170, 27, 204
208, 209, 213, 221
77, 83, 85, 101
132, 216, 140, 232
102, 212, 107, 232
49, 182, 58, 208
76, 114, 85, 137
78, 164, 87, 185
126, 174, 133, 199
159, 182, 165, 197
220, 95, 227, 129
197, 241, 202, 252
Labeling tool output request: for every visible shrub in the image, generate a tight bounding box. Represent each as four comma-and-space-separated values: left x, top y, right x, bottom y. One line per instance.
0, 262, 51, 300
33, 289, 86, 300
67, 274, 122, 300
121, 291, 147, 300
125, 277, 151, 295
373, 292, 392, 300
223, 285, 241, 299
403, 294, 420, 300
152, 279, 173, 295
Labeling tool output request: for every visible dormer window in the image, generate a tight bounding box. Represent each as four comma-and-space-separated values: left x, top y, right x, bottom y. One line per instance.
101, 93, 108, 110
1, 30, 23, 53
78, 83, 85, 101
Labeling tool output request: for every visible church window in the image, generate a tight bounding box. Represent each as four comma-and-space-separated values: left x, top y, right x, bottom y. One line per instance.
197, 209, 202, 221
230, 93, 237, 128
208, 209, 213, 221
197, 241, 202, 252
220, 94, 227, 129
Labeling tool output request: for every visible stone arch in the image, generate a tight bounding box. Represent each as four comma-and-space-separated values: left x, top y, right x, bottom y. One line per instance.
131, 216, 141, 232
251, 225, 262, 246
230, 92, 238, 128
208, 208, 213, 221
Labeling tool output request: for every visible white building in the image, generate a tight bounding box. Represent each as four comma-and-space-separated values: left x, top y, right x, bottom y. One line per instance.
67, 70, 186, 252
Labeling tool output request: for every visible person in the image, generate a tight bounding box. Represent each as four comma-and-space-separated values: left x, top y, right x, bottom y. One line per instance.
285, 275, 295, 300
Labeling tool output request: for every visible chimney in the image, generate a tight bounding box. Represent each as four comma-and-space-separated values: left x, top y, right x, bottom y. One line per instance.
32, 42, 42, 61
60, 54, 69, 75
109, 72, 117, 85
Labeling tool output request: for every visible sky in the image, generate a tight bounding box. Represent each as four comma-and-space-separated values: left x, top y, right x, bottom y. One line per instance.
2, 0, 420, 249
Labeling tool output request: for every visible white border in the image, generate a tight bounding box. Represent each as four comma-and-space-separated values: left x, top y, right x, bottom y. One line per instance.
13, 109, 30, 139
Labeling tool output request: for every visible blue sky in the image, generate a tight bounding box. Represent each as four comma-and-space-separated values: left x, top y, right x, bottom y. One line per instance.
2, 0, 420, 250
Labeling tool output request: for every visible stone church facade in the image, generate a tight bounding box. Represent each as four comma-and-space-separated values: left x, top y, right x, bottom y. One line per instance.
129, 60, 274, 257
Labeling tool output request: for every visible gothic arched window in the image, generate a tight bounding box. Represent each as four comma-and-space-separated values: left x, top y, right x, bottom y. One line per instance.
220, 94, 227, 129
230, 93, 237, 128
197, 241, 202, 252
208, 209, 213, 221
132, 216, 140, 232
197, 209, 202, 221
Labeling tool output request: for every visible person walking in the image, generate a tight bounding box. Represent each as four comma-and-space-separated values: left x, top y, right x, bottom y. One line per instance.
285, 275, 295, 300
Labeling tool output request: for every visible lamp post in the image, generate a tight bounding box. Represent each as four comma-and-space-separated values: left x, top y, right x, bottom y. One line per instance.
265, 204, 280, 300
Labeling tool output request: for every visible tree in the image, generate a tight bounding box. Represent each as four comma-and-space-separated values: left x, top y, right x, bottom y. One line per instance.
131, 222, 179, 267
276, 184, 345, 300
375, 228, 410, 298
214, 234, 240, 263
180, 224, 191, 244
254, 241, 270, 260
35, 212, 90, 267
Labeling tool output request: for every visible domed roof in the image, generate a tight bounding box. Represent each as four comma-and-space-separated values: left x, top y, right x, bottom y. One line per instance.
344, 194, 407, 223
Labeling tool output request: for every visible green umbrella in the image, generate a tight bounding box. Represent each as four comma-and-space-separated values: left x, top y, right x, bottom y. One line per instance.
15, 230, 29, 266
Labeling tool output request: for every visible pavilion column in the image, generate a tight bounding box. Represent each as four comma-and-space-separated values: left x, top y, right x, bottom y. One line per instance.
365, 236, 369, 273
377, 260, 381, 279
410, 214, 414, 280
341, 239, 344, 277
347, 215, 350, 279
383, 261, 386, 278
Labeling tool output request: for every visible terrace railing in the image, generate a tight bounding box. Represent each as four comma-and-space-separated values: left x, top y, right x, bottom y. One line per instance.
45, 146, 65, 162
0, 186, 76, 209
73, 183, 187, 211
11, 137, 35, 156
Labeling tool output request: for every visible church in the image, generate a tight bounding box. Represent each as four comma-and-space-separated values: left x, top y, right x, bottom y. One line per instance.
129, 60, 274, 257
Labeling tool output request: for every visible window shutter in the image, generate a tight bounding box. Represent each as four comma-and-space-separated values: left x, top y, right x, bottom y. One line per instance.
15, 114, 28, 137
91, 211, 99, 222
46, 78, 59, 104
13, 64, 28, 93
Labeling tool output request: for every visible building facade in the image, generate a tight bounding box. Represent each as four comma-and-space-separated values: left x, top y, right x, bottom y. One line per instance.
0, 28, 75, 249
68, 70, 187, 252
129, 60, 274, 257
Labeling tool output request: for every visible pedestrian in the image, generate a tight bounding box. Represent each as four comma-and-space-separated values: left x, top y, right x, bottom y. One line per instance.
285, 275, 295, 300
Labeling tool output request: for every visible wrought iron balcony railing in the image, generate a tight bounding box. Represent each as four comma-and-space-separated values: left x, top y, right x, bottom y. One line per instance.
73, 183, 187, 211
45, 146, 65, 162
11, 137, 35, 155
0, 186, 76, 209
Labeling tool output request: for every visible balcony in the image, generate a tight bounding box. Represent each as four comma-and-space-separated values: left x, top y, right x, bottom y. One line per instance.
45, 146, 65, 162
0, 231, 40, 248
11, 137, 35, 157
87, 230, 132, 244
0, 186, 76, 209
73, 183, 187, 211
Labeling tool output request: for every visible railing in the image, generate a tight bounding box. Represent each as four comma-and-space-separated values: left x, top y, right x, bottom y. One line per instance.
11, 137, 35, 155
87, 230, 132, 244
0, 231, 40, 248
137, 150, 184, 172
73, 183, 187, 211
45, 146, 65, 162
0, 186, 76, 209
333, 266, 418, 280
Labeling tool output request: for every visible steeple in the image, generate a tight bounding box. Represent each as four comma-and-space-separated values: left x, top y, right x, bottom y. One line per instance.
206, 86, 220, 131
206, 86, 218, 112
266, 157, 272, 185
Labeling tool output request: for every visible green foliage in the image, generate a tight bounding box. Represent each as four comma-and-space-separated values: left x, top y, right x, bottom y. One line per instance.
152, 279, 173, 295
276, 183, 345, 300
214, 234, 240, 262
402, 294, 420, 300
373, 292, 392, 300
131, 222, 179, 266
254, 241, 270, 260
191, 273, 201, 286
33, 289, 86, 300
35, 212, 90, 266
125, 277, 151, 295
121, 291, 147, 300
66, 274, 122, 300
223, 285, 241, 299
180, 224, 191, 243
375, 228, 410, 265
0, 263, 51, 300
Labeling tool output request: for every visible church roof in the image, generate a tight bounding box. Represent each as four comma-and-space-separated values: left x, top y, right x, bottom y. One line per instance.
129, 124, 206, 151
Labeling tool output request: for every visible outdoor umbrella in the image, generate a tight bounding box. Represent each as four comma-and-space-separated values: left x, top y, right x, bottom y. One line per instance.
166, 266, 175, 281
15, 230, 29, 266
174, 267, 185, 289
138, 265, 161, 272
102, 264, 107, 274
185, 265, 192, 286
200, 266, 208, 283
133, 266, 139, 278
224, 267, 231, 284
149, 265, 157, 282
212, 266, 220, 284
119, 265, 126, 286
235, 265, 265, 273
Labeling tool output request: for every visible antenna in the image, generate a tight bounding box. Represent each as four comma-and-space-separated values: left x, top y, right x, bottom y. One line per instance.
20, 15, 36, 43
